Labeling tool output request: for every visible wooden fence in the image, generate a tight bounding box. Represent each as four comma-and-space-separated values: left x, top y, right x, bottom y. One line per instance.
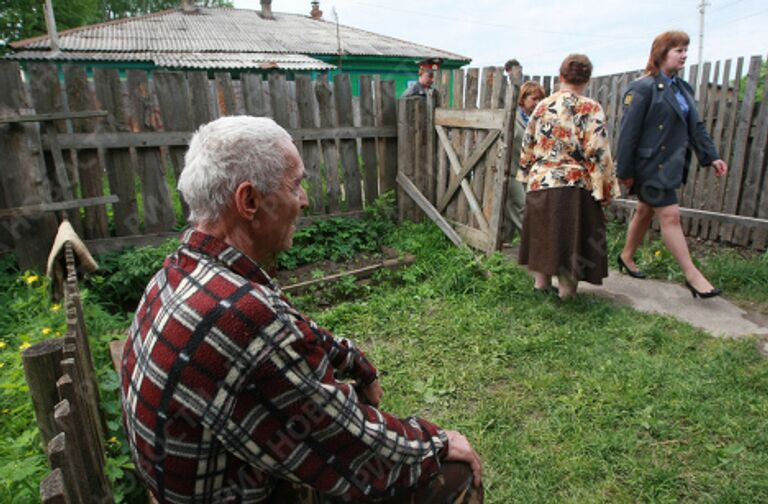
0, 61, 399, 269
528, 56, 768, 249
23, 238, 113, 502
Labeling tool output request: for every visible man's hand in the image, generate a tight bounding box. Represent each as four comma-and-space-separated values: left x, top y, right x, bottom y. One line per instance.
444, 430, 483, 487
359, 380, 383, 407
712, 159, 728, 177
620, 177, 634, 189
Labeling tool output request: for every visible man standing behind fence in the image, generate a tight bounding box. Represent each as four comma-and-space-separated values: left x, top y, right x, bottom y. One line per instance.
120, 116, 483, 503
402, 58, 443, 98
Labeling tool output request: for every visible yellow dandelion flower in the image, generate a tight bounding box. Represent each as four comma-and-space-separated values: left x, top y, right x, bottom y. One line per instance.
654, 250, 662, 258
25, 275, 39, 285
41, 327, 52, 336
0, 363, 4, 368
19, 342, 31, 351
0, 341, 6, 350
55, 331, 61, 337
2, 409, 9, 414
51, 304, 61, 312
108, 436, 119, 444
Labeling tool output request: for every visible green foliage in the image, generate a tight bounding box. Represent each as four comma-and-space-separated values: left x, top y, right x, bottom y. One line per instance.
738, 60, 767, 103
277, 192, 396, 270
87, 238, 180, 311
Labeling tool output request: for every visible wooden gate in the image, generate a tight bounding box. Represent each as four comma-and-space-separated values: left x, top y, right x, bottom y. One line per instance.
397, 67, 521, 253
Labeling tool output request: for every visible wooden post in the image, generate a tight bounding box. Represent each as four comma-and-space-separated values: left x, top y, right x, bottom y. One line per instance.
214, 72, 238, 116
47, 433, 83, 504
241, 73, 267, 117
21, 338, 64, 447
40, 468, 71, 504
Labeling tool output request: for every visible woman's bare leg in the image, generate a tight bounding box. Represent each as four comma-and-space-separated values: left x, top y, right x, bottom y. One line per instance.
533, 272, 552, 290
655, 204, 715, 292
558, 274, 578, 299
620, 200, 654, 271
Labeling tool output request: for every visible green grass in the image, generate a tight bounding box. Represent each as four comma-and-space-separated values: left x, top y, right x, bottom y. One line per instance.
302, 223, 768, 503
605, 221, 768, 309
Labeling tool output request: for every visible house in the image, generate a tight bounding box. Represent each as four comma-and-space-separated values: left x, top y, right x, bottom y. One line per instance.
8, 0, 471, 95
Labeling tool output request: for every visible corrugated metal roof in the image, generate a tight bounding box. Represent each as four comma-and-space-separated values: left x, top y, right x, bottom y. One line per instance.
9, 50, 336, 70
10, 7, 471, 62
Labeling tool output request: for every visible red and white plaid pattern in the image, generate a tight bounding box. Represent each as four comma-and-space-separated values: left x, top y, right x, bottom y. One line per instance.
121, 230, 448, 503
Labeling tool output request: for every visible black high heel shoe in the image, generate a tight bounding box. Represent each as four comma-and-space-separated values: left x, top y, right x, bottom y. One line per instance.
616, 255, 646, 279
684, 280, 722, 299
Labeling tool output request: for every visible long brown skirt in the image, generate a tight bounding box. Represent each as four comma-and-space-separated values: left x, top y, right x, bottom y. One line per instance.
518, 186, 608, 285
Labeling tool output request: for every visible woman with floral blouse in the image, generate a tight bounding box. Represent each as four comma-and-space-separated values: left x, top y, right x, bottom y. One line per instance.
517, 54, 620, 299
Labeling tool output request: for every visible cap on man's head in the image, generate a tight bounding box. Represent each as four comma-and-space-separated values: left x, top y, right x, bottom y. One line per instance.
417, 57, 443, 74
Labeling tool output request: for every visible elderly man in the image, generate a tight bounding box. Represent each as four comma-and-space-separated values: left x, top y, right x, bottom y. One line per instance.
120, 116, 483, 503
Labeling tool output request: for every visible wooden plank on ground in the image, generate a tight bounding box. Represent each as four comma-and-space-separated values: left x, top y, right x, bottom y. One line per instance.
295, 75, 324, 214
359, 75, 379, 205
126, 70, 177, 232
315, 74, 341, 212
94, 68, 139, 236
334, 73, 363, 210
740, 66, 768, 247
64, 65, 109, 240
721, 56, 762, 242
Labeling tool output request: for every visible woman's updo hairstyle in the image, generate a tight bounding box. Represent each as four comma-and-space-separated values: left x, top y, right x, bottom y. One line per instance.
559, 54, 593, 85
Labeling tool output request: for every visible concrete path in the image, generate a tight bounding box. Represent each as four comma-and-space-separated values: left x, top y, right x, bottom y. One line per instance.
503, 248, 768, 340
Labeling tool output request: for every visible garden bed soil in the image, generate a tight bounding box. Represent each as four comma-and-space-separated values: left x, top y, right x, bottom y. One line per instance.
274, 247, 403, 289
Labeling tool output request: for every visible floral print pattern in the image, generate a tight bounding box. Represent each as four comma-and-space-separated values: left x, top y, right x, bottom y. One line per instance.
517, 91, 620, 202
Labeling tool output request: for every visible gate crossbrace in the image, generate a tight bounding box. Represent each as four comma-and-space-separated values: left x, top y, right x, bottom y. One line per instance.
434, 125, 491, 234
396, 172, 463, 247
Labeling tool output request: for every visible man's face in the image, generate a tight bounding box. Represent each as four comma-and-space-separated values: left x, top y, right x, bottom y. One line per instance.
255, 142, 308, 254
419, 71, 435, 88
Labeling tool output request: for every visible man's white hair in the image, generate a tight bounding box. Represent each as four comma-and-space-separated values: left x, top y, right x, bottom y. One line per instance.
178, 116, 294, 224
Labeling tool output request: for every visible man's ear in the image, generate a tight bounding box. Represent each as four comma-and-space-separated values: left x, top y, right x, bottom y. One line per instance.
233, 181, 261, 220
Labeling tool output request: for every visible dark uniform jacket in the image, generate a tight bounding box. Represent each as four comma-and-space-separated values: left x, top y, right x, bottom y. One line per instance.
616, 74, 719, 190
401, 82, 428, 98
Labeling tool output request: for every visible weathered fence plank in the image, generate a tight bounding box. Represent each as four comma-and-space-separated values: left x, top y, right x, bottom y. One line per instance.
126, 70, 177, 232
295, 75, 324, 214
359, 75, 380, 204
94, 68, 140, 236
377, 79, 398, 195
335, 73, 363, 210
214, 72, 238, 116
0, 60, 59, 268
315, 74, 341, 212
721, 56, 762, 241
242, 73, 267, 117
21, 338, 64, 447
741, 69, 768, 247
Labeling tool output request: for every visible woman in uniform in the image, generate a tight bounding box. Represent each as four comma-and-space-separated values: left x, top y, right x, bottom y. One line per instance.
615, 31, 728, 298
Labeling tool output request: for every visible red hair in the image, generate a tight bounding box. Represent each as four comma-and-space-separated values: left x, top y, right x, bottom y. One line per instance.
645, 31, 690, 76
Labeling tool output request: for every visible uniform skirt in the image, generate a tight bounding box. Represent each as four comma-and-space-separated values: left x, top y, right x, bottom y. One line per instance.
518, 186, 608, 285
